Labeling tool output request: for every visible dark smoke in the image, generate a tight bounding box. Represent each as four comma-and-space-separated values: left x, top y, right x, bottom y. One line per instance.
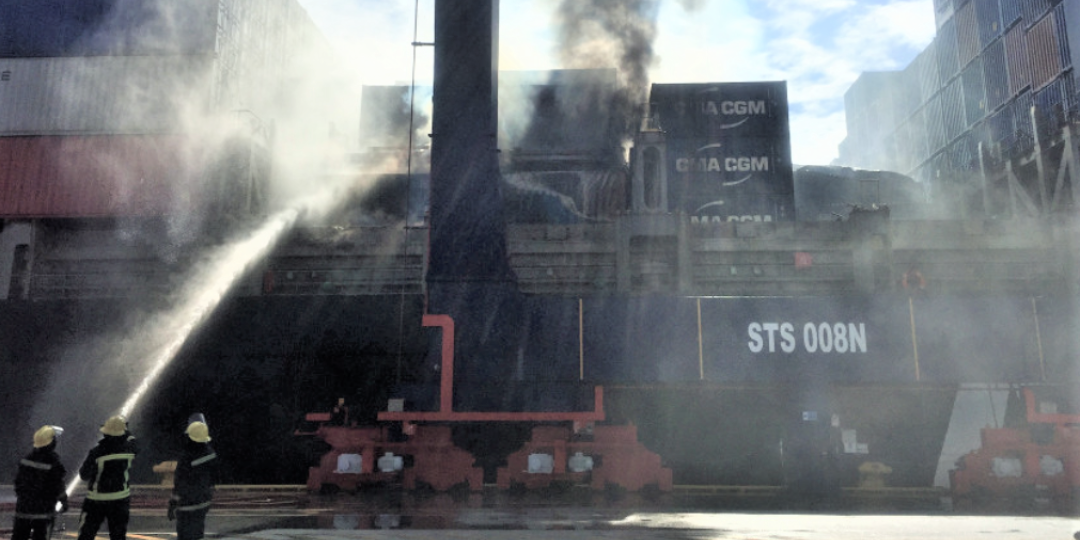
555, 0, 661, 143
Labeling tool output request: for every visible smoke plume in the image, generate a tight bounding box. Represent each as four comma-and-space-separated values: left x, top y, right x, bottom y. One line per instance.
554, 0, 661, 143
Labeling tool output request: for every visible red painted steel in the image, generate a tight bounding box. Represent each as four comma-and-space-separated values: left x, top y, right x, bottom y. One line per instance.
0, 134, 200, 218
496, 424, 674, 492
950, 387, 1080, 504
301, 424, 484, 492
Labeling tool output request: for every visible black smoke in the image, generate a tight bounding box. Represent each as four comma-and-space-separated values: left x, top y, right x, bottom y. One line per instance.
554, 0, 660, 144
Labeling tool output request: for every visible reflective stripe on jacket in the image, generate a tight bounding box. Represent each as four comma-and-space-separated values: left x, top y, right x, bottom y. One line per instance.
80, 434, 138, 501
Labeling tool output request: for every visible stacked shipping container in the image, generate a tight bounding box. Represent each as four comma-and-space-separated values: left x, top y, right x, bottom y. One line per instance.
840, 0, 1079, 191
0, 0, 325, 218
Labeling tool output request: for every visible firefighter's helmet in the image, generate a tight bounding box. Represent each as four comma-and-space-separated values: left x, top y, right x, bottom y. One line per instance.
100, 415, 127, 436
186, 421, 211, 443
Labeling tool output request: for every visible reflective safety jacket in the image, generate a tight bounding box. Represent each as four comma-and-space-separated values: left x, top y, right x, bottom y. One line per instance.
15, 445, 68, 519
171, 441, 217, 511
79, 433, 138, 501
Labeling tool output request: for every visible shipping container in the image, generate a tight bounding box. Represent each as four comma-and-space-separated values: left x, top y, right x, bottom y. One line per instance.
1033, 74, 1068, 134
975, 0, 1004, 47
956, 1, 981, 67
1067, 70, 1079, 121
942, 78, 967, 142
982, 38, 1011, 111
962, 57, 988, 126
1020, 0, 1052, 26
0, 135, 196, 217
1027, 11, 1064, 90
844, 73, 904, 137
0, 0, 217, 58
898, 66, 923, 119
1004, 24, 1032, 95
1000, 0, 1023, 28
663, 137, 793, 223
986, 101, 1015, 144
1066, 0, 1080, 71
926, 93, 948, 151
916, 41, 942, 101
937, 18, 962, 82
936, 0, 956, 29
1010, 90, 1036, 152
1052, 3, 1072, 69
0, 133, 264, 219
0, 56, 215, 135
649, 82, 790, 140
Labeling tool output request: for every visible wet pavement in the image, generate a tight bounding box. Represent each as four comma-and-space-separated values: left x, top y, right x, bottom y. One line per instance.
1, 485, 1078, 539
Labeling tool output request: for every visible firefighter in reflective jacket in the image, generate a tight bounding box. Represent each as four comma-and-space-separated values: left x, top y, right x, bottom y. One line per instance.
13, 426, 69, 540
76, 415, 138, 540
168, 420, 218, 540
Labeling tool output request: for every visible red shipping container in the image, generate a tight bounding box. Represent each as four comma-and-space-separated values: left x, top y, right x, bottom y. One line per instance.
0, 134, 207, 218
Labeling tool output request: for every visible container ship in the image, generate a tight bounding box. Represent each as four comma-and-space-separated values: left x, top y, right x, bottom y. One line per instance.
1, 0, 1079, 507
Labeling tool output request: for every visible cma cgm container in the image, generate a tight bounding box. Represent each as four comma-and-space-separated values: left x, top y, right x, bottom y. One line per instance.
647, 82, 794, 223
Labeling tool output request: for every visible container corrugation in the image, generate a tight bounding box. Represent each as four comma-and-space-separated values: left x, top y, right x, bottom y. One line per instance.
1026, 11, 1063, 90
1052, 3, 1071, 69
948, 132, 978, 171
942, 79, 967, 142
926, 93, 948, 151
1020, 0, 1051, 27
936, 0, 956, 29
648, 81, 791, 140
1066, 71, 1079, 122
916, 41, 942, 101
937, 17, 961, 82
898, 66, 923, 118
975, 0, 1004, 47
1000, 0, 1022, 27
982, 38, 1010, 111
0, 134, 198, 217
1011, 90, 1035, 150
1033, 74, 1066, 132
0, 56, 215, 135
956, 1, 981, 67
986, 101, 1015, 144
1004, 24, 1031, 95
961, 57, 987, 126
909, 108, 930, 164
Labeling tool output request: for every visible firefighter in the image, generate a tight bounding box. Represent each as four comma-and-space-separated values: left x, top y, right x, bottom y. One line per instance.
76, 415, 138, 540
12, 425, 69, 540
168, 418, 218, 540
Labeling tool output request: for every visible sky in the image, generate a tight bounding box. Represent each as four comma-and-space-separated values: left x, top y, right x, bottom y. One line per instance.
294, 0, 937, 166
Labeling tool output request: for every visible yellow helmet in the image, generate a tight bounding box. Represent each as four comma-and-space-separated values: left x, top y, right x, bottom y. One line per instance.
100, 415, 127, 436
186, 421, 211, 443
33, 425, 59, 448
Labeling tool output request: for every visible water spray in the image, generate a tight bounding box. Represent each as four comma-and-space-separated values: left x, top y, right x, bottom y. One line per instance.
61, 182, 353, 496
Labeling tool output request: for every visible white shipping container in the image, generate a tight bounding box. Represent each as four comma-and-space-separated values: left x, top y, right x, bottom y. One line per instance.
0, 55, 216, 135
